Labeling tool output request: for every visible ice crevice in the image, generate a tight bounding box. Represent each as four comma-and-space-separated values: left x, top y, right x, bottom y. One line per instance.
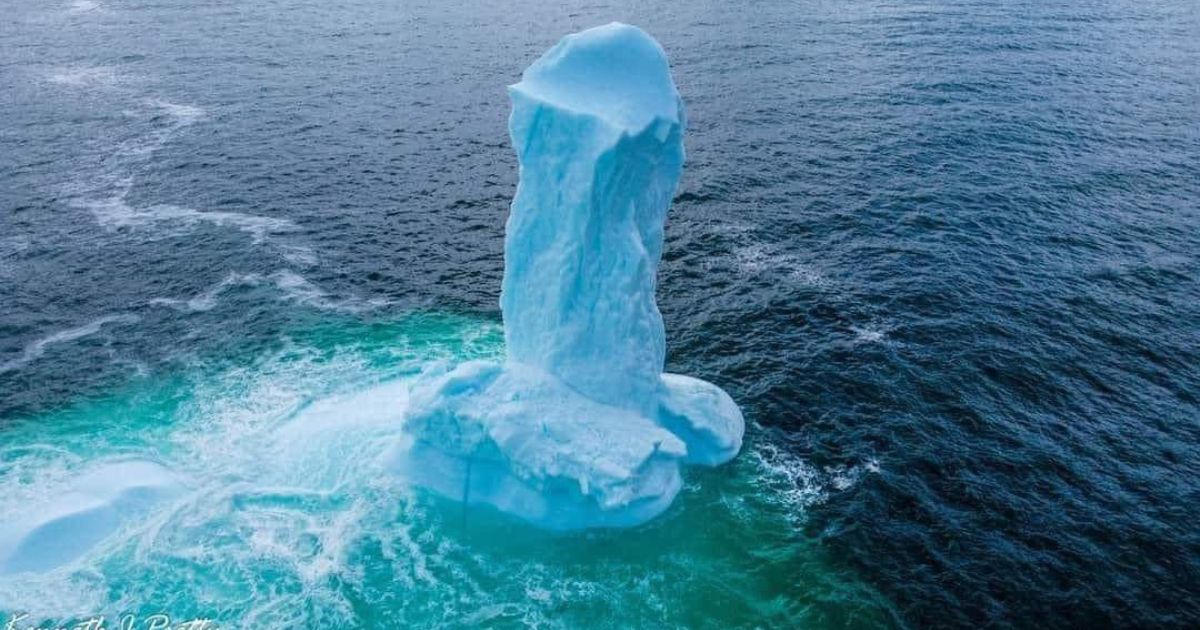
390, 23, 745, 530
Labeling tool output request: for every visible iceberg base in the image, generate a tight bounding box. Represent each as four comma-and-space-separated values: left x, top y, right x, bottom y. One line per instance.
390, 361, 744, 530
0, 460, 185, 575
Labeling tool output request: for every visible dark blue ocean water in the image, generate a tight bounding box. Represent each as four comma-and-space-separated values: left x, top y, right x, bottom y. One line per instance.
2, 0, 1199, 627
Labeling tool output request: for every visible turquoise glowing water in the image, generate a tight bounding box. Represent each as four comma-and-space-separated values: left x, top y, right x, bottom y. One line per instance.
0, 315, 887, 627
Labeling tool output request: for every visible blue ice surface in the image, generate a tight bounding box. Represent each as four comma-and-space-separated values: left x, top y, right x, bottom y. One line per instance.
0, 460, 184, 575
394, 23, 745, 530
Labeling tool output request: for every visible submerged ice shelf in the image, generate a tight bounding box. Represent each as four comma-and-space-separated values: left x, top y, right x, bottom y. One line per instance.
0, 460, 184, 575
393, 23, 745, 529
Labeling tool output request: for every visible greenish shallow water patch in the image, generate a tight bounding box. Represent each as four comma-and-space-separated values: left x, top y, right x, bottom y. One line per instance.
0, 313, 891, 628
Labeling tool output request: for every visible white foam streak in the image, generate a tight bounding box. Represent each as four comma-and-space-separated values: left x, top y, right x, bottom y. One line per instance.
148, 273, 262, 312
149, 271, 387, 314
272, 271, 387, 313
45, 66, 117, 87
752, 442, 826, 517
850, 326, 886, 344
82, 196, 296, 245
145, 98, 205, 124
0, 314, 139, 374
733, 243, 831, 288
67, 0, 102, 14
46, 80, 310, 256
752, 441, 881, 520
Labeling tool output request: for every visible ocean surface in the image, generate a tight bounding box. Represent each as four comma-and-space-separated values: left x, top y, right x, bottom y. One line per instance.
2, 0, 1198, 627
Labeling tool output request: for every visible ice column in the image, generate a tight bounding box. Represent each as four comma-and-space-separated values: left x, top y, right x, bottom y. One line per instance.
393, 23, 744, 530
502, 22, 685, 413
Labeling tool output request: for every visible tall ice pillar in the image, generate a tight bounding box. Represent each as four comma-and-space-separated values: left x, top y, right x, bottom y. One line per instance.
502, 23, 685, 412
394, 23, 743, 530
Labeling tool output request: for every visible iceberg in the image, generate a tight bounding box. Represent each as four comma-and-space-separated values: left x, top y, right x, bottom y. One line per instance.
0, 460, 184, 575
392, 22, 745, 529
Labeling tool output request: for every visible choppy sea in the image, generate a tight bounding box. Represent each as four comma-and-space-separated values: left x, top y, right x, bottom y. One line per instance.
2, 0, 1198, 627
